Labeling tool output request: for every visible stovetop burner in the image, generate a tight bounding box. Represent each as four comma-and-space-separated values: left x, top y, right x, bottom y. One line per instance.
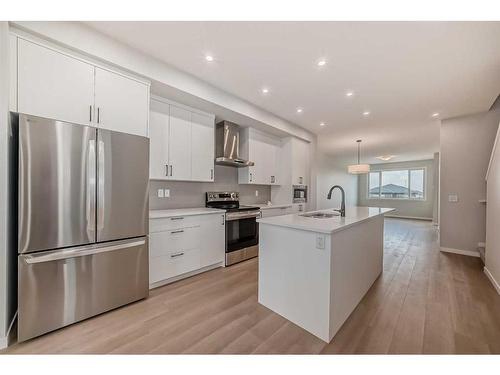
205, 192, 260, 212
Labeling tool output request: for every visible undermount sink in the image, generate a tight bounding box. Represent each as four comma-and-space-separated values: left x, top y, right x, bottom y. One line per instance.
300, 212, 340, 219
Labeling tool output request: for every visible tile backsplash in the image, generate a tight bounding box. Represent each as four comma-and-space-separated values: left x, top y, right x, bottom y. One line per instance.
149, 165, 271, 210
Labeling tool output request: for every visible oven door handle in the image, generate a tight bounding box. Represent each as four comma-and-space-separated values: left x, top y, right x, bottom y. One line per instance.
226, 211, 261, 221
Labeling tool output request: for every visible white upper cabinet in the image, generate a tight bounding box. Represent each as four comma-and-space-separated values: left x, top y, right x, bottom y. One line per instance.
149, 99, 215, 182
191, 112, 215, 182
238, 128, 281, 185
17, 38, 95, 126
94, 68, 149, 137
14, 36, 150, 136
169, 106, 192, 181
291, 137, 310, 186
149, 109, 170, 180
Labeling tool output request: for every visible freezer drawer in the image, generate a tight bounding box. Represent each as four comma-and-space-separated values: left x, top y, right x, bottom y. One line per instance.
18, 237, 149, 342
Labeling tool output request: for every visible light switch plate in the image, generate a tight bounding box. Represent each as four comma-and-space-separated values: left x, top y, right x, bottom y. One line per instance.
255, 190, 259, 197
157, 189, 164, 198
164, 189, 170, 198
316, 235, 325, 249
448, 194, 459, 203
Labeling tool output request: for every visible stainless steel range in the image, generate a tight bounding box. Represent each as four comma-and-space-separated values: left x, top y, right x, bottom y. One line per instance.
206, 192, 261, 266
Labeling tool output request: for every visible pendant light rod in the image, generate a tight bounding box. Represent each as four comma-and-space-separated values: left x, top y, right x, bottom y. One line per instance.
357, 139, 362, 164
347, 139, 370, 175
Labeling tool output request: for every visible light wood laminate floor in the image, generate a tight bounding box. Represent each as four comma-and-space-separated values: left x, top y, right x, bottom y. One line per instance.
3, 218, 500, 354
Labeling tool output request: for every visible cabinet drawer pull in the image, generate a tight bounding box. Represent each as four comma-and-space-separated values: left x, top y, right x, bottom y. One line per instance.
170, 230, 184, 234
170, 252, 184, 258
170, 217, 184, 221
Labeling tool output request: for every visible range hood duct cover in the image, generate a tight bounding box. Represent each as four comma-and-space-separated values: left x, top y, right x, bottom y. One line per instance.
215, 121, 254, 167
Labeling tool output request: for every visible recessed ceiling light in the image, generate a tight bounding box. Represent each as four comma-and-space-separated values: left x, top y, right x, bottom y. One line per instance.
346, 91, 354, 97
296, 108, 303, 114
363, 111, 371, 116
432, 112, 440, 118
205, 54, 214, 62
261, 88, 269, 94
376, 155, 396, 161
317, 59, 327, 67
320, 122, 326, 127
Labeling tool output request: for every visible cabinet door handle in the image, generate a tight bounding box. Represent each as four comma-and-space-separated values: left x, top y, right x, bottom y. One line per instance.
89, 105, 93, 122
210, 169, 214, 180
250, 172, 253, 182
170, 230, 184, 234
165, 164, 169, 176
222, 215, 225, 225
97, 107, 100, 124
170, 165, 173, 177
170, 252, 185, 258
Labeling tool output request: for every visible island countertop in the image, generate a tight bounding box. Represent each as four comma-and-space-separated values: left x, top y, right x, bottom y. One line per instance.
257, 206, 394, 234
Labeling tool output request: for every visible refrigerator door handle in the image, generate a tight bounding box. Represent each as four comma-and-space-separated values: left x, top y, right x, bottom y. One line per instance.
23, 239, 146, 264
97, 139, 105, 231
86, 139, 96, 236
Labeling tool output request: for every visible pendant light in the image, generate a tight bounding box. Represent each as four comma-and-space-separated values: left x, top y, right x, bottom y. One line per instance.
348, 140, 370, 174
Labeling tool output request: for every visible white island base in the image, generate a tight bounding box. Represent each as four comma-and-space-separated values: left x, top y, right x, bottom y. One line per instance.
258, 207, 393, 342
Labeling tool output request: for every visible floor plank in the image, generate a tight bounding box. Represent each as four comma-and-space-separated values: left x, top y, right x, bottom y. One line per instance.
3, 218, 500, 354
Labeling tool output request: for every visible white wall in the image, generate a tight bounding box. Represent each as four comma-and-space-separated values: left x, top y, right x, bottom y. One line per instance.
485, 122, 500, 293
316, 153, 358, 210
440, 107, 500, 254
0, 21, 16, 348
358, 159, 436, 220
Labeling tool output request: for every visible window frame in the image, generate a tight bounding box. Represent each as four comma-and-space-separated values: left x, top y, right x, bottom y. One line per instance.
367, 167, 427, 201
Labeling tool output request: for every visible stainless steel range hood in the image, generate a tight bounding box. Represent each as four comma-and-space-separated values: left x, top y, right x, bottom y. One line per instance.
215, 121, 254, 167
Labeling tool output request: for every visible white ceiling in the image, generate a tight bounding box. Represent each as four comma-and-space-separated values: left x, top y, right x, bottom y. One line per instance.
85, 21, 500, 163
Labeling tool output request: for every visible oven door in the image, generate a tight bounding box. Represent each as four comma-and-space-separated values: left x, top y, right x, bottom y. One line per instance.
225, 211, 260, 253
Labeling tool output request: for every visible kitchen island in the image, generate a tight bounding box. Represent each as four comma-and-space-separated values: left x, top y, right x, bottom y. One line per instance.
257, 206, 394, 342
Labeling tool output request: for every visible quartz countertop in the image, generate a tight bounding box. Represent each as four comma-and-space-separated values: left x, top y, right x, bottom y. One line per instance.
149, 207, 225, 219
257, 206, 394, 234
247, 203, 294, 210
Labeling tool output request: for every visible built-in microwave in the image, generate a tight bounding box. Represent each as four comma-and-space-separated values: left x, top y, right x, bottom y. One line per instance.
293, 185, 308, 203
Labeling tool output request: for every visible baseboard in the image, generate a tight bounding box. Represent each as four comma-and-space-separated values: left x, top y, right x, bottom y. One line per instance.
385, 215, 433, 221
440, 246, 480, 257
149, 262, 223, 289
0, 311, 17, 350
484, 267, 500, 295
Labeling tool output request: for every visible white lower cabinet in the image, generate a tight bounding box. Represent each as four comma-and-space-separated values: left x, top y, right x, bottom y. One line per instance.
149, 212, 225, 287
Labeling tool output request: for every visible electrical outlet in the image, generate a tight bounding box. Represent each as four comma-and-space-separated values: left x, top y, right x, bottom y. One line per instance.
255, 190, 259, 197
316, 235, 325, 249
157, 189, 164, 198
164, 189, 170, 198
448, 194, 458, 203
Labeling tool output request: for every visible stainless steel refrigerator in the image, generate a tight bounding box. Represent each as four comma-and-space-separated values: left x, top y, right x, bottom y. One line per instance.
13, 113, 150, 342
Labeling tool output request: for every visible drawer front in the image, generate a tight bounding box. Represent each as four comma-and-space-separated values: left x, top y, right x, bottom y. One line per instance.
149, 215, 200, 232
149, 248, 201, 283
18, 238, 149, 342
149, 227, 201, 258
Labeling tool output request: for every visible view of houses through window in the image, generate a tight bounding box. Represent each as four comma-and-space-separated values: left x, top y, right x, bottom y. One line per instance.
368, 168, 425, 199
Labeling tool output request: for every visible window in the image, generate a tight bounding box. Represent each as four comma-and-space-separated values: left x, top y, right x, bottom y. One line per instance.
368, 168, 425, 200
